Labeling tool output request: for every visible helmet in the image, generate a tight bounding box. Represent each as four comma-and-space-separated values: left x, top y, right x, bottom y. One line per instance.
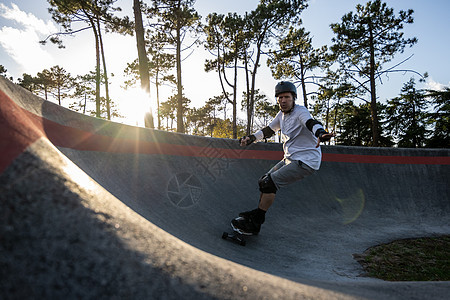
275, 81, 297, 98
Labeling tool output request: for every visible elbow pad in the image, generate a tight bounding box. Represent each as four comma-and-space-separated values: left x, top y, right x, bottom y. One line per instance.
306, 119, 326, 137
262, 126, 275, 139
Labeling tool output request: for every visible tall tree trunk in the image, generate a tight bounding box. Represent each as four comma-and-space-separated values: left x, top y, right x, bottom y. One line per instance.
91, 20, 101, 118
248, 40, 262, 134
133, 0, 153, 128
83, 94, 87, 114
412, 103, 417, 147
57, 86, 61, 105
244, 51, 251, 135
175, 12, 184, 133
368, 22, 380, 146
155, 68, 161, 129
299, 51, 308, 108
133, 0, 150, 94
232, 54, 238, 139
97, 19, 111, 120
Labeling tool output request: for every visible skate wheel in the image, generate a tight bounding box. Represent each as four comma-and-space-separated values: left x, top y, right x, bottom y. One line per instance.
222, 232, 228, 239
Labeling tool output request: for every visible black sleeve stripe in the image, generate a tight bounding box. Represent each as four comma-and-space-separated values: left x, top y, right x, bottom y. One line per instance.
305, 119, 322, 132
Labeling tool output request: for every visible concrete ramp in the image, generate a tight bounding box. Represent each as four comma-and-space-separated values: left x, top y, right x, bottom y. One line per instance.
1, 76, 449, 299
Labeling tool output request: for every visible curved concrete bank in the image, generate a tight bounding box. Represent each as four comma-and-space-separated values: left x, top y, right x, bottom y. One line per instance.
1, 77, 449, 299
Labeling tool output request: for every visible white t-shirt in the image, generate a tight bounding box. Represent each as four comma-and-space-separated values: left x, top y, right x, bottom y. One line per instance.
253, 104, 324, 170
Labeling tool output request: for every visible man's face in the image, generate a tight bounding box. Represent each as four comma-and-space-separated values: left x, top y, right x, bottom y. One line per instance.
277, 92, 294, 112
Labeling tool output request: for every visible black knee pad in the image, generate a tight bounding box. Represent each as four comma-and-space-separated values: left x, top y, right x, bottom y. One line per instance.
258, 174, 277, 194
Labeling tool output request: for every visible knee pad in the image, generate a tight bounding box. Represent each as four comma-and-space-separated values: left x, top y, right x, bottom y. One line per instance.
258, 174, 277, 194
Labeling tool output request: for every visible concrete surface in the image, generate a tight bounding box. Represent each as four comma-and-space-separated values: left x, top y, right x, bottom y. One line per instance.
1, 76, 449, 299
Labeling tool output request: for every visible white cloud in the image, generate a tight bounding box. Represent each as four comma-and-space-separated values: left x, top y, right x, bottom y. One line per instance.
0, 3, 57, 74
0, 3, 56, 34
425, 78, 449, 91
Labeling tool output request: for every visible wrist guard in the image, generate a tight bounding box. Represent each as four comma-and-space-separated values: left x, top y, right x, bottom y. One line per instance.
262, 126, 275, 139
317, 129, 331, 142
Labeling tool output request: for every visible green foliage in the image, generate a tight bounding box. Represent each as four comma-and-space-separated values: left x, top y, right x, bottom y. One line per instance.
385, 78, 429, 148
243, 0, 307, 134
69, 72, 98, 115
18, 65, 73, 105
267, 26, 326, 108
336, 101, 373, 146
329, 0, 417, 146
313, 71, 358, 132
15, 67, 121, 120
149, 0, 202, 133
150, 0, 200, 33
159, 93, 190, 131
0, 65, 7, 76
425, 88, 450, 148
146, 31, 176, 85
204, 11, 248, 138
331, 0, 416, 69
212, 119, 239, 139
335, 101, 392, 147
45, 0, 130, 47
18, 74, 39, 93
241, 89, 274, 132
11, 0, 444, 147
48, 65, 73, 105
45, 0, 131, 119
89, 96, 122, 119
204, 12, 248, 69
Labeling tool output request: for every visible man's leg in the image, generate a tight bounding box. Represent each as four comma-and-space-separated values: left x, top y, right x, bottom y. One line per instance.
259, 192, 275, 211
234, 160, 315, 234
232, 161, 281, 234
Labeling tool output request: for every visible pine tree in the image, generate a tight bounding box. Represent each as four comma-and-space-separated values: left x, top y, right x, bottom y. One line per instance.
330, 0, 417, 146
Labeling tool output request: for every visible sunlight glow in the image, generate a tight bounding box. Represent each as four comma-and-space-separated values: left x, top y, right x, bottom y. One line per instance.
60, 152, 97, 192
117, 87, 152, 127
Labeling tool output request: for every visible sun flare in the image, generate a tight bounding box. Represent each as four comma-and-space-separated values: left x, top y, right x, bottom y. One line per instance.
117, 87, 152, 127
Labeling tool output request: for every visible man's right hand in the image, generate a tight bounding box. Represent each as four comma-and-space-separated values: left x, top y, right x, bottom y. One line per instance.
239, 135, 256, 147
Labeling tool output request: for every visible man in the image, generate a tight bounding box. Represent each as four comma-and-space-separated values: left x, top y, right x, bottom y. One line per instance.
232, 81, 334, 235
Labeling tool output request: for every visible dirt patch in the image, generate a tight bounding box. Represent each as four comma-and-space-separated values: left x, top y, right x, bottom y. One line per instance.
354, 235, 450, 281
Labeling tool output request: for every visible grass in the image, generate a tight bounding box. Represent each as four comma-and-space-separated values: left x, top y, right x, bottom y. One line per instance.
354, 235, 450, 281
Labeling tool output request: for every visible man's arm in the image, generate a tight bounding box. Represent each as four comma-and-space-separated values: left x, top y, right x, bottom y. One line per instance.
240, 112, 281, 147
239, 126, 275, 146
305, 119, 334, 148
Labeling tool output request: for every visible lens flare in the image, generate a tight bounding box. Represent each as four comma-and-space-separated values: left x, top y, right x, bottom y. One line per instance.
336, 189, 365, 224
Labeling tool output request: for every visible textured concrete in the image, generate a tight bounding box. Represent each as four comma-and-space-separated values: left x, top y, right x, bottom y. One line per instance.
1, 76, 449, 299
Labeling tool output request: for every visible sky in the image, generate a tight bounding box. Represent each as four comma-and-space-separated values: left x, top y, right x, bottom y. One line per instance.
0, 0, 449, 127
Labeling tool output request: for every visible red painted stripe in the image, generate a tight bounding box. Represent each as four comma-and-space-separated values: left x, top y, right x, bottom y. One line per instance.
12, 105, 283, 160
0, 90, 44, 173
1, 89, 449, 170
34, 113, 450, 165
322, 153, 450, 165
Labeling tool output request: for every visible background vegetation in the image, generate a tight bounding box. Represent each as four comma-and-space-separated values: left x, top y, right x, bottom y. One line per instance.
1, 0, 448, 147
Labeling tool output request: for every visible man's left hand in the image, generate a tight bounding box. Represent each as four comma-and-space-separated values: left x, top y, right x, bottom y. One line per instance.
316, 133, 335, 148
